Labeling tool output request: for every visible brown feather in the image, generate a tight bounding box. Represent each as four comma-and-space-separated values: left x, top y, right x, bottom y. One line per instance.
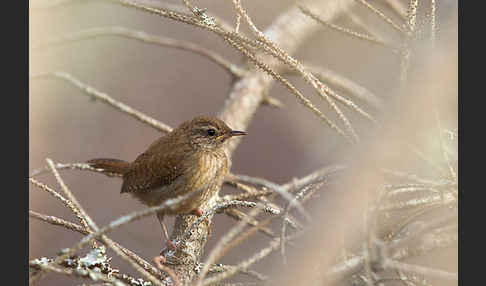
120, 132, 193, 194
86, 158, 130, 176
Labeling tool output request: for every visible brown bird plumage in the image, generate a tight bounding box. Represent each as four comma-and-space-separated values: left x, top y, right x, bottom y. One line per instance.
87, 116, 246, 249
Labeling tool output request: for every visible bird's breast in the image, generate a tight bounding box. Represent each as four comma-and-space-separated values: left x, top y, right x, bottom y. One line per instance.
132, 150, 228, 214
167, 151, 228, 213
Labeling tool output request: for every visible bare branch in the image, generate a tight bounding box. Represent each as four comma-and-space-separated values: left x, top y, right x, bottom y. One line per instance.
294, 65, 385, 111
223, 208, 276, 239
201, 233, 302, 286
282, 164, 346, 192
380, 191, 456, 212
197, 206, 266, 285
207, 264, 268, 282
29, 177, 93, 238
299, 4, 391, 49
356, 0, 407, 34
33, 26, 247, 78
47, 158, 99, 234
407, 0, 419, 33
231, 175, 311, 221
434, 109, 457, 181
430, 0, 437, 43
382, 259, 457, 281
30, 210, 88, 235
381, 0, 408, 19
30, 72, 173, 133
328, 227, 457, 282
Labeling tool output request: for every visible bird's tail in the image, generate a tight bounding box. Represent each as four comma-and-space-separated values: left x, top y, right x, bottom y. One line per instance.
86, 158, 130, 176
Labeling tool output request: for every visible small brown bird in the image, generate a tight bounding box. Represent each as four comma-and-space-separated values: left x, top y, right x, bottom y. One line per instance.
87, 116, 246, 248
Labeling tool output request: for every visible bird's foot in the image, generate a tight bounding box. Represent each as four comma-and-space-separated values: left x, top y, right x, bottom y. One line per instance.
153, 255, 166, 269
191, 207, 211, 236
166, 239, 178, 251
153, 239, 178, 267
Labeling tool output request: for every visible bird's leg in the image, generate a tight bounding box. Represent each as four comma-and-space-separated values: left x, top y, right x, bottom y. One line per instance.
191, 207, 211, 236
157, 212, 177, 251
153, 212, 170, 267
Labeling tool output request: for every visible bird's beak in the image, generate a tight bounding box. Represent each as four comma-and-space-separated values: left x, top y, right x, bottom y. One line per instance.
229, 130, 247, 137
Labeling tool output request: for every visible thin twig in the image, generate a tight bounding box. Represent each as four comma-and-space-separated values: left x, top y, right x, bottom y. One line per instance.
434, 109, 457, 181
379, 168, 450, 185
356, 0, 408, 34
202, 238, 279, 286
407, 0, 419, 33
380, 191, 456, 212
388, 211, 458, 254
328, 228, 457, 281
207, 264, 268, 282
223, 208, 276, 239
430, 0, 436, 43
383, 259, 458, 281
299, 4, 391, 49
382, 0, 408, 19
281, 164, 346, 192
288, 65, 379, 122
197, 205, 265, 285
298, 65, 385, 111
30, 210, 89, 235
234, 0, 241, 33
33, 26, 246, 77
46, 158, 99, 234
223, 177, 302, 232
280, 181, 322, 265
201, 233, 302, 286
232, 175, 311, 221
407, 143, 447, 174
184, 200, 281, 242
30, 71, 173, 133
400, 0, 419, 83
29, 177, 95, 249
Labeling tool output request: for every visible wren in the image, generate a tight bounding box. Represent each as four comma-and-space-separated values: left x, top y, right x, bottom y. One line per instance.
87, 116, 246, 251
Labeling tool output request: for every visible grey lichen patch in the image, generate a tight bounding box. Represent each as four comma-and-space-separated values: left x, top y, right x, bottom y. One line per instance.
30, 256, 53, 275
50, 246, 121, 280
79, 246, 108, 268
161, 275, 175, 286
192, 7, 216, 26
193, 263, 203, 274
31, 257, 53, 265
120, 274, 153, 286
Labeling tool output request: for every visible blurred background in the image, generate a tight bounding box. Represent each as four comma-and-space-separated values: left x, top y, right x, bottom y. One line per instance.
29, 0, 457, 285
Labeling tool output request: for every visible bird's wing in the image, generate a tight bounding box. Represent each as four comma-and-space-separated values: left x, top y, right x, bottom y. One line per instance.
120, 137, 190, 194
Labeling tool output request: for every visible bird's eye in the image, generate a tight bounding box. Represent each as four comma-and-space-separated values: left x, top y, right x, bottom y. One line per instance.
207, 128, 216, 136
